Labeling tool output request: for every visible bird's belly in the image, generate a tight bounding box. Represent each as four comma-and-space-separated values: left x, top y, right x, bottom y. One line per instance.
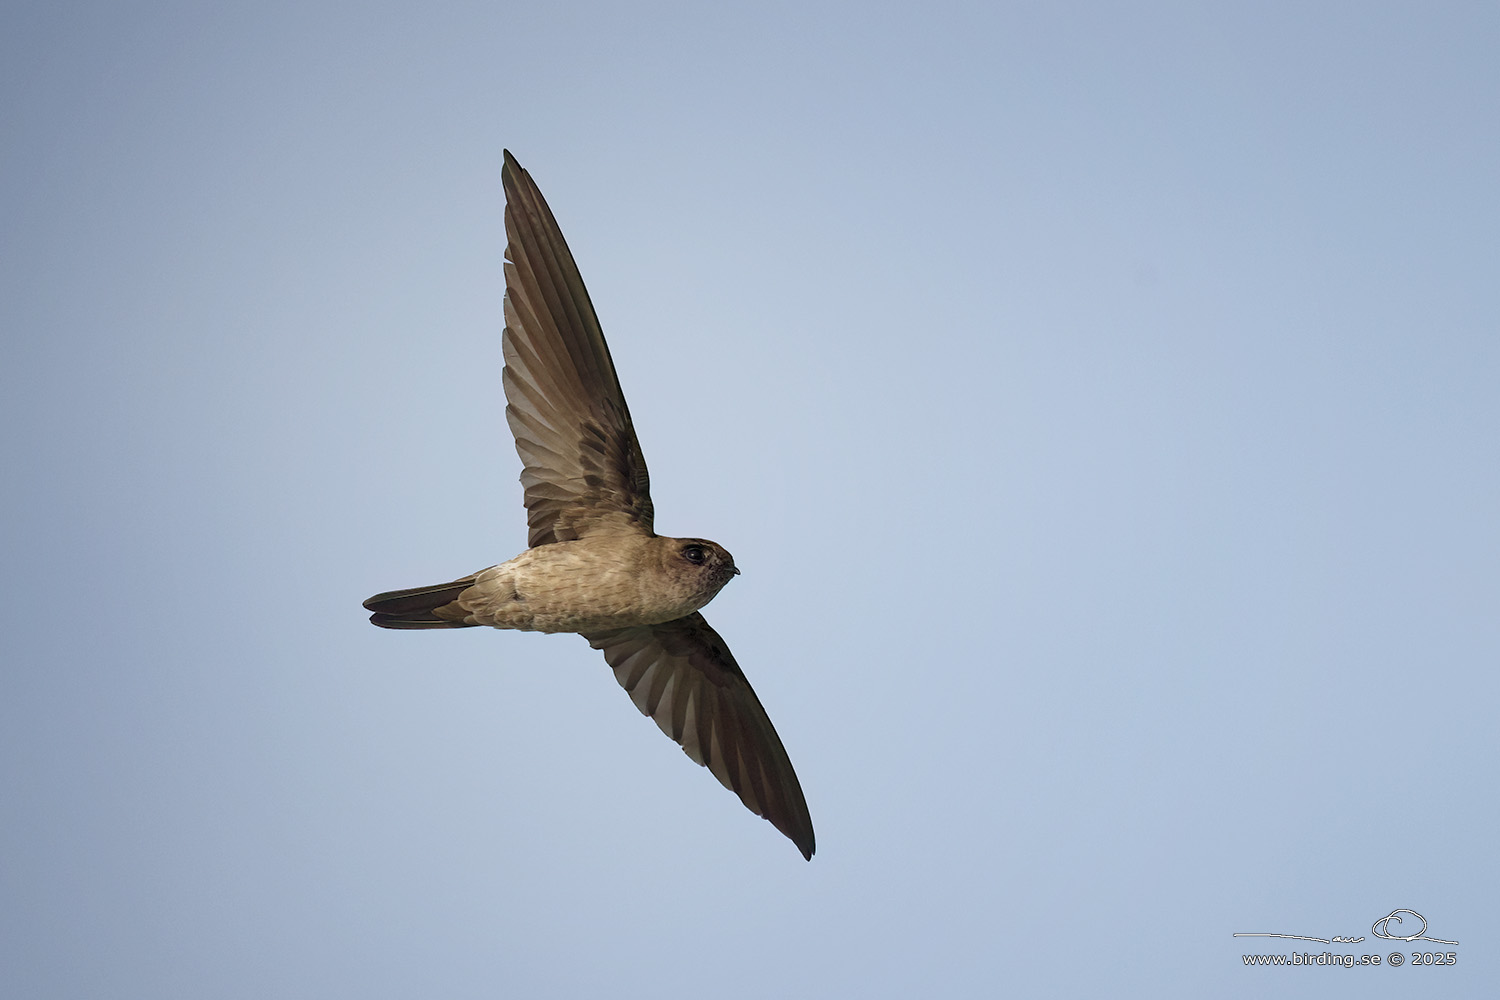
460, 545, 700, 633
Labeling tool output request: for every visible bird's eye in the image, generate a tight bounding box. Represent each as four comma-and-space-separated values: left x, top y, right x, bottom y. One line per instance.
682, 545, 707, 565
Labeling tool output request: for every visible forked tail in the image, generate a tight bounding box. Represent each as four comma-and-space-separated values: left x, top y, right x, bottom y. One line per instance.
363, 577, 479, 629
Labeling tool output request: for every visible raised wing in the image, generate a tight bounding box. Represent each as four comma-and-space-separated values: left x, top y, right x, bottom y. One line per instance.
501, 150, 654, 546
586, 614, 815, 860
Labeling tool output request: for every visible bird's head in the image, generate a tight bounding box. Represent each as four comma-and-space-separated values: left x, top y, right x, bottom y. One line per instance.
659, 536, 740, 610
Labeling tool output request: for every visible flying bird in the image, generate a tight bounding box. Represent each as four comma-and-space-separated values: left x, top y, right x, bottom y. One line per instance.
363, 151, 815, 860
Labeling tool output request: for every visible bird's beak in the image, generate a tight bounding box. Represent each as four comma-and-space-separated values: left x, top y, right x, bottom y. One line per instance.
732, 566, 741, 575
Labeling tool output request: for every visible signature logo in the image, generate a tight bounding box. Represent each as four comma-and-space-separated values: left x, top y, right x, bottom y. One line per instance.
1234, 908, 1458, 946
1370, 909, 1458, 945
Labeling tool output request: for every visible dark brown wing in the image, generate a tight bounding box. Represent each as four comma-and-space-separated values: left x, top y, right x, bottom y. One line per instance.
500, 151, 654, 547
585, 613, 815, 860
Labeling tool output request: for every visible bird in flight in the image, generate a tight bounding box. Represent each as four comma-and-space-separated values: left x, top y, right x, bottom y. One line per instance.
363, 151, 815, 860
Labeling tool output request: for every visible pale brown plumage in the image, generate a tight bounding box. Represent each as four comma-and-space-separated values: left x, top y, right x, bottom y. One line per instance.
363, 150, 815, 860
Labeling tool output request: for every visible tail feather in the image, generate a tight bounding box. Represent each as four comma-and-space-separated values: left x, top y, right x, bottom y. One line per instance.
363, 577, 479, 629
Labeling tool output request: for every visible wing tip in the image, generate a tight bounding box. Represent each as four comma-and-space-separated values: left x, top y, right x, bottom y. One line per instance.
781, 809, 816, 861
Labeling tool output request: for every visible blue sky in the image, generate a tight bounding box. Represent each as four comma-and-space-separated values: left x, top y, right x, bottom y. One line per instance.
3, 3, 1496, 996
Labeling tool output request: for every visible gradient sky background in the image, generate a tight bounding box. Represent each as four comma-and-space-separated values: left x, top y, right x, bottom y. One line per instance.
3, 3, 1497, 997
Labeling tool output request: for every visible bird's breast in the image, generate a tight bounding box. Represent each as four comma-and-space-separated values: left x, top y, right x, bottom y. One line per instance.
459, 539, 708, 633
